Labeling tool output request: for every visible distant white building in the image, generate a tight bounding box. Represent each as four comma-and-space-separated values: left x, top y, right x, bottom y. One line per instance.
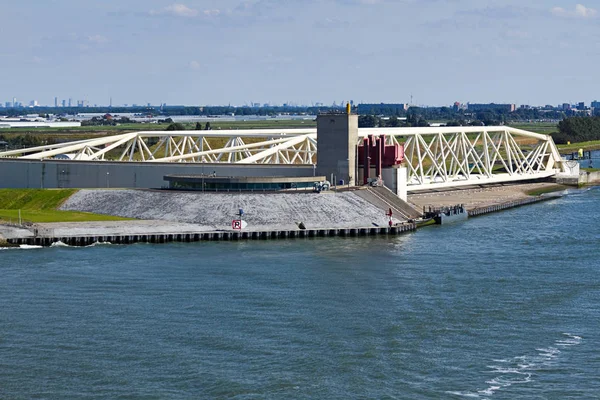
0, 119, 81, 129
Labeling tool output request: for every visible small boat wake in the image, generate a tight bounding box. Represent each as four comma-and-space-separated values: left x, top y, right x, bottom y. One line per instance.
446, 333, 582, 398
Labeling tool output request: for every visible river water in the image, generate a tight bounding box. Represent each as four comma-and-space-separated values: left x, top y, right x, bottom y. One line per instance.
1, 187, 599, 399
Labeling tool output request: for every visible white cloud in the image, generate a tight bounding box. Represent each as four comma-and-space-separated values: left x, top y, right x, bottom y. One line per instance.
551, 3, 597, 18
151, 3, 198, 17
189, 60, 201, 70
88, 34, 108, 44
149, 4, 220, 18
575, 3, 597, 17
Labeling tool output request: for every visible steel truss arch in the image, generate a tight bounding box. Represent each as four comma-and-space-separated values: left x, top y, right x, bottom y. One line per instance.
0, 126, 565, 190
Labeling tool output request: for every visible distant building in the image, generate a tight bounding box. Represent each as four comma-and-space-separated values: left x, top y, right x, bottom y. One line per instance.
54, 97, 58, 107
577, 102, 586, 111
4, 102, 11, 108
61, 99, 66, 107
562, 103, 571, 111
591, 100, 600, 109
467, 103, 516, 112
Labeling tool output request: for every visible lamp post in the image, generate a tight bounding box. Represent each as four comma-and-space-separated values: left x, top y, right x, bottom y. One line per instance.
106, 171, 110, 188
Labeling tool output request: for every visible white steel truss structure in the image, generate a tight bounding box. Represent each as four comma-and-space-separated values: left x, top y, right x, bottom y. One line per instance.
0, 129, 318, 165
0, 126, 565, 190
360, 126, 565, 191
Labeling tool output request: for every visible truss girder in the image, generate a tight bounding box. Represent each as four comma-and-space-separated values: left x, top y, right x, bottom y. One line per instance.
394, 127, 562, 191
0, 126, 564, 189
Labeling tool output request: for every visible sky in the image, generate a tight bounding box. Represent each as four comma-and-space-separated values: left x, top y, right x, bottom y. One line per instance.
0, 0, 598, 107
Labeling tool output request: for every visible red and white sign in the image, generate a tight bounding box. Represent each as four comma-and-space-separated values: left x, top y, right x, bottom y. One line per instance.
232, 220, 248, 230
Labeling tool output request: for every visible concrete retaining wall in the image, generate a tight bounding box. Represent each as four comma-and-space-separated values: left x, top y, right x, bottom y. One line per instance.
578, 171, 600, 185
0, 159, 313, 189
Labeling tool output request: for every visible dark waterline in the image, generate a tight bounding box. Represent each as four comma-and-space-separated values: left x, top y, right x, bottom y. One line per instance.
1, 187, 599, 399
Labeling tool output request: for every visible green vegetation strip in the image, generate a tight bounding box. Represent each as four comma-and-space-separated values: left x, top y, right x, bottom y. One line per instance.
525, 185, 568, 197
0, 189, 132, 223
556, 140, 600, 153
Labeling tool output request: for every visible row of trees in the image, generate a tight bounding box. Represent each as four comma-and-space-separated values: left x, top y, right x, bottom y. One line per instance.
358, 113, 511, 128
358, 113, 430, 128
81, 115, 130, 126
166, 122, 212, 131
0, 134, 55, 148
357, 105, 569, 121
0, 104, 579, 121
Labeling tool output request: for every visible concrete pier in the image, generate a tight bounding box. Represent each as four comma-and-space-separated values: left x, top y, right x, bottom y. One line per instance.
6, 223, 417, 247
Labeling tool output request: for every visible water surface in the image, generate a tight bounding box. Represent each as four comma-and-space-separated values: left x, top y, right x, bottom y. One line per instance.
1, 188, 599, 399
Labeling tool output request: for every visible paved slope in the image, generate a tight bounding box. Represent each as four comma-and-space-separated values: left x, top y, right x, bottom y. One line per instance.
60, 190, 404, 231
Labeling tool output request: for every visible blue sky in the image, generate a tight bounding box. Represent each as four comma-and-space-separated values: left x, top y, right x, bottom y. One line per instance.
1, 1, 597, 107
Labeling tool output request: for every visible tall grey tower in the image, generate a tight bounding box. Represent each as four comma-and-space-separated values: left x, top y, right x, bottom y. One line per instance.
315, 111, 358, 186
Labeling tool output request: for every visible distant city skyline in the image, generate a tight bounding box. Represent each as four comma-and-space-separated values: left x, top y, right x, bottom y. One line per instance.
3, 97, 600, 110
1, 1, 598, 106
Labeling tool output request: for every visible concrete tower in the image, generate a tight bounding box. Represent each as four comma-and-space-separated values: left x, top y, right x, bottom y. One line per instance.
316, 111, 358, 186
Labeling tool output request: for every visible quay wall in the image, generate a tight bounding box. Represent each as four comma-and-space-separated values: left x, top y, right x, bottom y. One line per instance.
468, 195, 558, 217
7, 224, 417, 247
555, 171, 600, 186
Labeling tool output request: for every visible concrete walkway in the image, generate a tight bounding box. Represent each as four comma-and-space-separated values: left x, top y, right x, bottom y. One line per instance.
408, 182, 564, 211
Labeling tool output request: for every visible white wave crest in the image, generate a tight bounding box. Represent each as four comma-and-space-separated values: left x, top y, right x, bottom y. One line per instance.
0, 244, 43, 250
85, 241, 113, 247
445, 391, 481, 398
450, 333, 582, 397
49, 240, 115, 248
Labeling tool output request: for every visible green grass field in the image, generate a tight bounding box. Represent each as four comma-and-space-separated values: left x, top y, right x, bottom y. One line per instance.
507, 122, 558, 135
0, 189, 132, 223
0, 119, 315, 135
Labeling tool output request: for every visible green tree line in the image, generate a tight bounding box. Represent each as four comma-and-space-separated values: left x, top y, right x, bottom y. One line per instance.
553, 116, 600, 144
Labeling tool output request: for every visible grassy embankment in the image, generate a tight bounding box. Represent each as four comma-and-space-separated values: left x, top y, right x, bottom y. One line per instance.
509, 122, 600, 152
525, 185, 570, 196
0, 119, 315, 139
0, 189, 132, 223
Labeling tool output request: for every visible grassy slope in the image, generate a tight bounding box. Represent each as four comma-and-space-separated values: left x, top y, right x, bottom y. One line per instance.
0, 189, 131, 223
525, 185, 569, 196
